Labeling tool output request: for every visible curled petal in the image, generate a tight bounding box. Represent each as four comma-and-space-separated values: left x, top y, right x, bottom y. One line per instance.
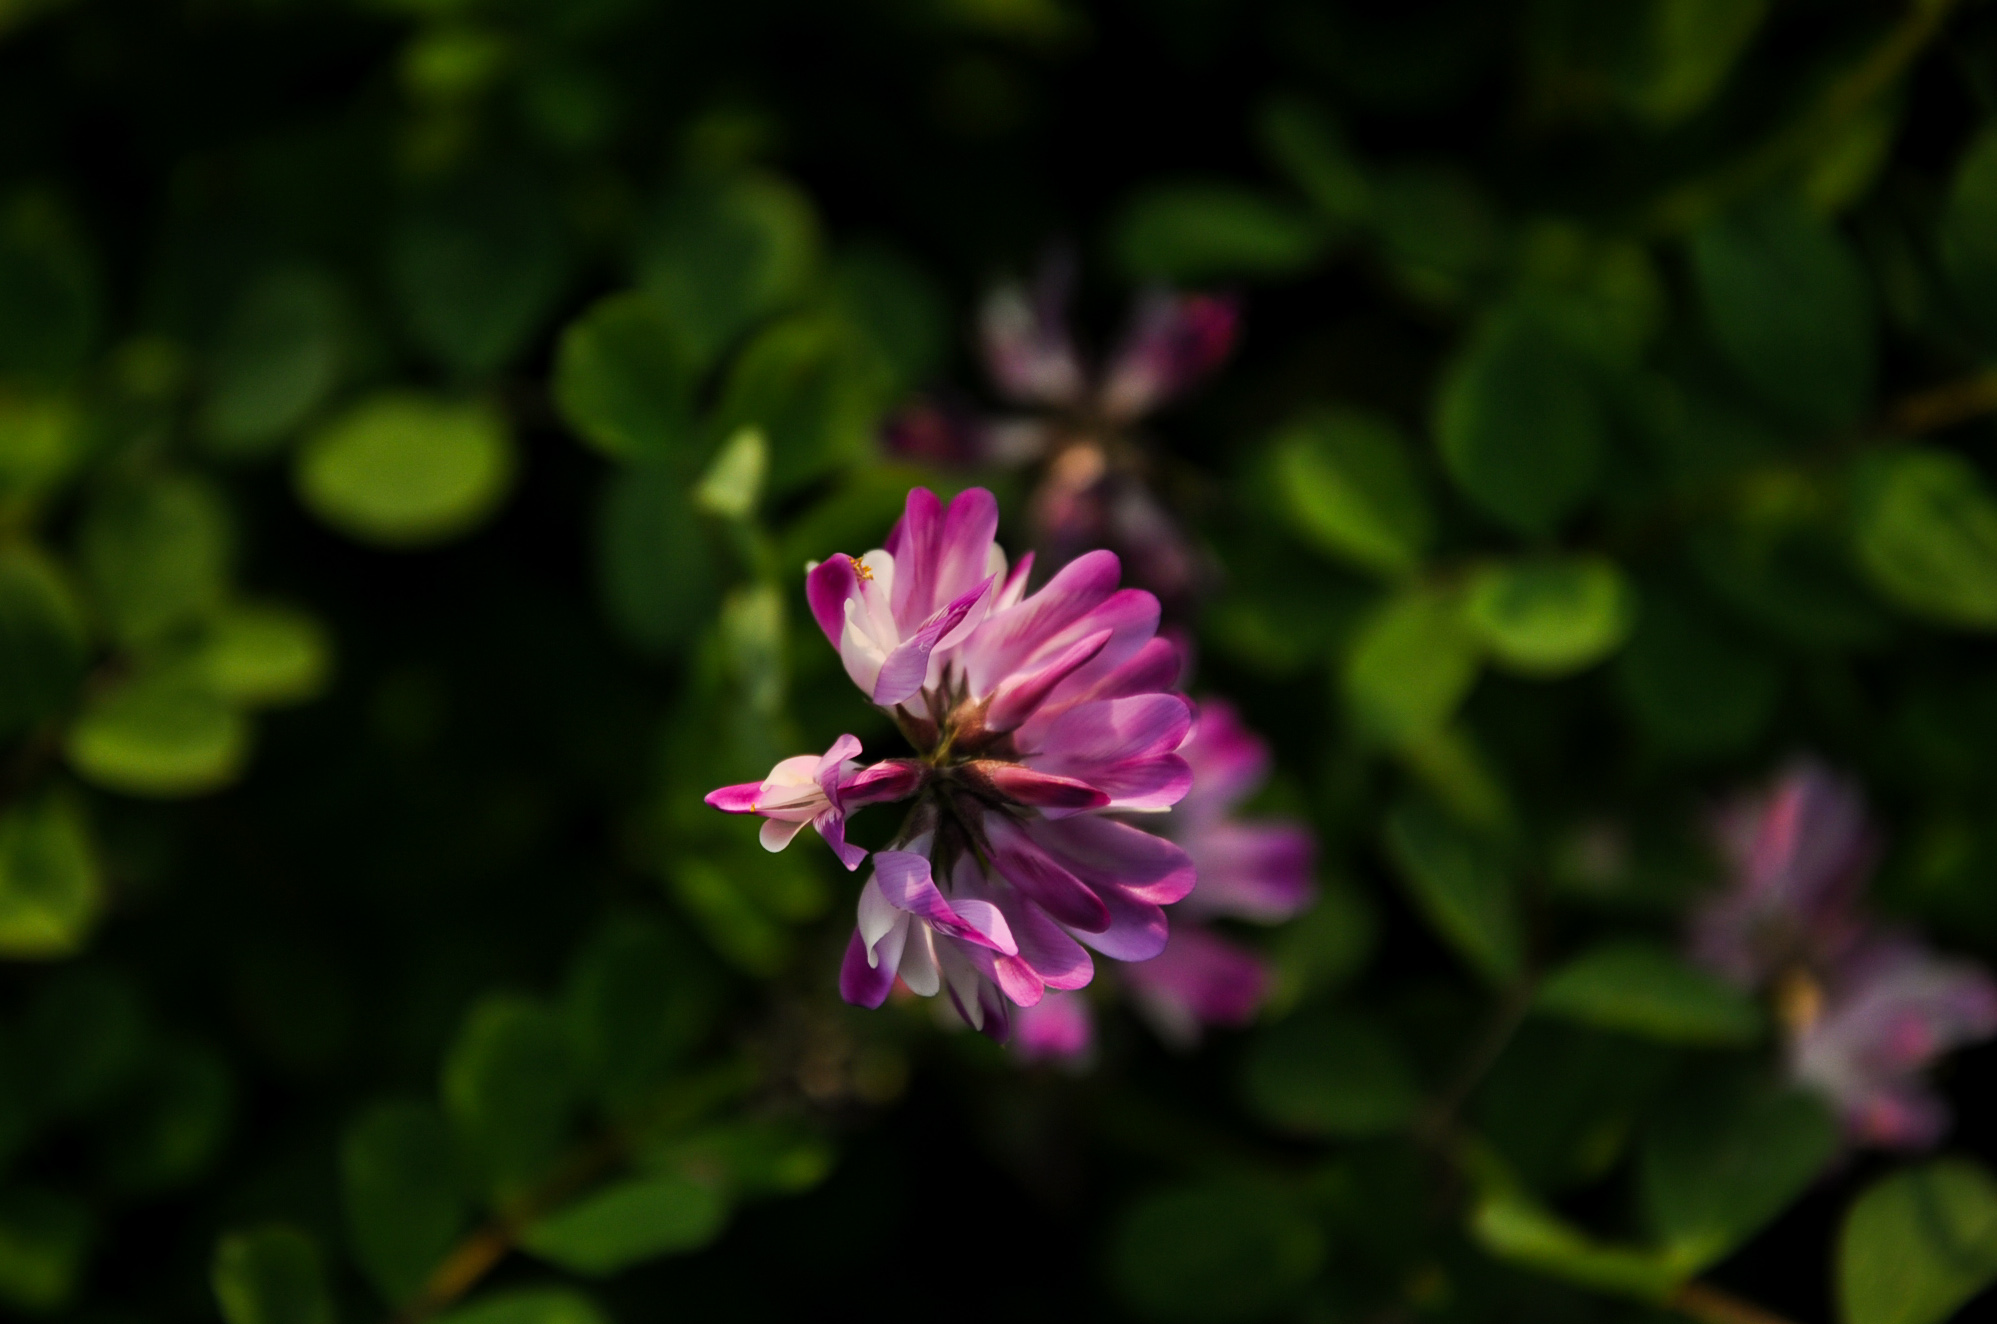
806, 554, 861, 652
964, 761, 1110, 812
840, 928, 898, 1008
872, 576, 993, 706
704, 782, 761, 813
873, 850, 1019, 955
986, 629, 1112, 733
985, 815, 1112, 933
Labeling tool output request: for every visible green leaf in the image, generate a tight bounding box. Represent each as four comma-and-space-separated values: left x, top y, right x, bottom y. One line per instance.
518, 1173, 727, 1276
1109, 1180, 1324, 1323
0, 192, 98, 384
80, 473, 232, 647
296, 393, 515, 548
1370, 164, 1501, 306
1469, 1184, 1679, 1302
1838, 1159, 1997, 1324
193, 604, 332, 708
1264, 880, 1378, 1015
1241, 1007, 1419, 1138
1613, 0, 1769, 126
1536, 941, 1762, 1044
212, 1225, 333, 1324
1939, 123, 1997, 347
0, 1187, 91, 1313
638, 171, 821, 371
551, 292, 699, 464
390, 169, 572, 377
1852, 448, 1997, 630
0, 550, 85, 740
0, 792, 98, 960
341, 1100, 468, 1307
1639, 1071, 1836, 1273
712, 312, 890, 497
0, 388, 87, 506
21, 966, 145, 1116
563, 916, 720, 1116
96, 1037, 233, 1194
826, 243, 948, 394
669, 856, 794, 976
1475, 1021, 1674, 1192
65, 667, 250, 798
1256, 96, 1371, 225
1111, 181, 1326, 282
198, 267, 347, 456
1341, 586, 1482, 744
1616, 590, 1779, 757
1435, 301, 1606, 536
1270, 408, 1431, 577
693, 426, 767, 521
441, 995, 582, 1199
1384, 798, 1523, 984
594, 459, 719, 657
1463, 556, 1636, 676
434, 1288, 608, 1324
1690, 195, 1875, 428
640, 1120, 834, 1201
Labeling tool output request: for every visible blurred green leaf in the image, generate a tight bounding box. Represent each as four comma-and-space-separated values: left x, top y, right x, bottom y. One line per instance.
193, 604, 332, 708
1270, 408, 1431, 578
296, 393, 515, 548
0, 550, 86, 740
1111, 181, 1326, 282
1109, 1180, 1324, 1323
1436, 300, 1605, 536
80, 473, 232, 647
1384, 798, 1523, 984
1639, 1071, 1835, 1273
1342, 586, 1482, 744
0, 389, 86, 506
1476, 1022, 1674, 1192
1852, 448, 1997, 630
1535, 941, 1761, 1044
1939, 123, 1997, 347
1264, 880, 1378, 1015
639, 171, 821, 371
0, 192, 98, 384
442, 996, 582, 1200
669, 857, 793, 976
65, 668, 250, 798
390, 169, 571, 377
0, 1187, 91, 1313
1469, 1183, 1678, 1301
198, 267, 346, 456
519, 1173, 727, 1276
1370, 164, 1500, 305
594, 458, 719, 657
341, 1100, 467, 1307
21, 966, 144, 1116
1690, 195, 1875, 429
0, 793, 100, 959
827, 244, 948, 394
1241, 1007, 1419, 1138
720, 583, 788, 719
1463, 556, 1636, 676
1838, 1159, 1997, 1324
1616, 591, 1779, 757
563, 916, 720, 1116
212, 1225, 333, 1324
552, 292, 699, 464
1256, 96, 1371, 225
693, 426, 767, 521
713, 312, 890, 497
640, 1120, 833, 1201
96, 1037, 233, 1194
1613, 0, 1768, 126
434, 1288, 607, 1324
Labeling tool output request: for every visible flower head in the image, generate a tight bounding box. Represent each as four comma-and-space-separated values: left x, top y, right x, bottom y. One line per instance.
711, 486, 1198, 1041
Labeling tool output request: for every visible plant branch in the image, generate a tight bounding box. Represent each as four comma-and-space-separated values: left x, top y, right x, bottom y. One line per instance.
1667, 1280, 1801, 1324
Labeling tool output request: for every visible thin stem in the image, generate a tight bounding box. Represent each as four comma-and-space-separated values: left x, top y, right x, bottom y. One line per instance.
1667, 1280, 1801, 1324
1885, 366, 1997, 435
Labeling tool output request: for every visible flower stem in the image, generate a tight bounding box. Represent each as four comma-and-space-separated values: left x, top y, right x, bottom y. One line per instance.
1667, 1280, 1800, 1324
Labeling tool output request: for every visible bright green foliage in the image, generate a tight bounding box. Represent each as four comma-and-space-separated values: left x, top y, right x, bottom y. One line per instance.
1112, 181, 1326, 281
441, 996, 583, 1201
1469, 1183, 1679, 1302
0, 793, 98, 958
1383, 798, 1523, 984
194, 604, 331, 707
1838, 1160, 1997, 1324
1534, 941, 1762, 1044
1462, 556, 1636, 676
1639, 1072, 1837, 1273
1435, 301, 1605, 535
519, 1174, 727, 1276
1270, 408, 1430, 577
212, 1225, 334, 1324
1852, 447, 1997, 629
341, 1101, 468, 1307
296, 393, 515, 547
1109, 1181, 1324, 1323
1241, 1007, 1420, 1137
64, 668, 250, 797
435, 1289, 607, 1324
1691, 196, 1876, 428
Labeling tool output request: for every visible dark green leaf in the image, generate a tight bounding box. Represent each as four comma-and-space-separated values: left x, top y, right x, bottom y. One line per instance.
1255, 96, 1371, 225
198, 267, 347, 456
518, 1173, 727, 1275
1535, 941, 1762, 1045
1383, 798, 1523, 984
434, 1288, 608, 1324
0, 1187, 91, 1313
341, 1101, 468, 1307
1112, 181, 1326, 282
638, 171, 821, 371
712, 312, 890, 497
0, 192, 98, 383
827, 244, 948, 394
1838, 1159, 1997, 1324
0, 550, 84, 740
593, 459, 719, 657
80, 473, 232, 647
441, 996, 582, 1199
1615, 590, 1779, 757
20, 966, 144, 1117
1241, 1007, 1419, 1138
212, 1225, 333, 1324
96, 1037, 233, 1194
1852, 448, 1997, 630
1939, 123, 1997, 347
563, 916, 721, 1116
552, 293, 699, 464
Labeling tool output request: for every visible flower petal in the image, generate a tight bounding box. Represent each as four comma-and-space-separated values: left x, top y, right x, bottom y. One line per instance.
984, 815, 1113, 933
1029, 815, 1196, 905
840, 928, 897, 1008
704, 782, 761, 813
806, 554, 861, 651
871, 576, 993, 706
985, 629, 1112, 733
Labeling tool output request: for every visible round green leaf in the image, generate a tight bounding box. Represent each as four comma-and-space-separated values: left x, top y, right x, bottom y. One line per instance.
80, 473, 233, 647
65, 670, 250, 798
1242, 1008, 1419, 1138
1384, 797, 1523, 985
1535, 941, 1762, 1045
1342, 586, 1482, 744
1109, 1180, 1324, 1323
296, 393, 515, 548
1271, 408, 1431, 577
638, 171, 821, 371
194, 605, 331, 708
441, 995, 582, 1199
0, 388, 86, 504
1112, 181, 1327, 282
1615, 592, 1779, 757
1852, 448, 1997, 629
98, 1038, 234, 1194
0, 550, 86, 741
552, 292, 699, 464
1464, 556, 1636, 676
212, 1225, 333, 1324
198, 267, 346, 456
519, 1173, 727, 1276
0, 794, 100, 959
1839, 1160, 1997, 1324
0, 1187, 91, 1313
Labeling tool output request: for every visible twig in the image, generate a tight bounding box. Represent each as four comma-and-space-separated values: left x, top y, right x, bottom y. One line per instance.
1667, 1280, 1801, 1324
1884, 366, 1997, 435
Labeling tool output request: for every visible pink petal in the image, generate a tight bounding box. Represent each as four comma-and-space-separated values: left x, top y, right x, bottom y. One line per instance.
1176, 700, 1271, 823
972, 762, 1110, 812
1180, 821, 1316, 922
1026, 694, 1195, 809
806, 555, 861, 651
1100, 290, 1240, 421
704, 782, 761, 813
813, 808, 868, 871
845, 759, 925, 805
871, 576, 993, 706
759, 817, 808, 852
1072, 886, 1169, 961
873, 850, 1019, 955
1011, 990, 1096, 1062
960, 550, 1122, 695
1123, 924, 1270, 1046
840, 929, 897, 1008
984, 815, 1112, 933
1028, 815, 1196, 905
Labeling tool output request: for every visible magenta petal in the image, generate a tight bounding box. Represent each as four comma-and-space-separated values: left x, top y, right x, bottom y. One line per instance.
704, 783, 762, 813
814, 808, 868, 871
962, 550, 1121, 694
978, 763, 1111, 811
874, 850, 1018, 954
1012, 992, 1095, 1062
986, 629, 1113, 733
1182, 821, 1316, 921
806, 555, 860, 651
1028, 815, 1196, 905
871, 576, 993, 706
1066, 634, 1183, 706
986, 816, 1113, 932
1101, 291, 1240, 420
839, 929, 896, 1008
845, 759, 925, 805
934, 488, 1001, 614
1072, 887, 1169, 961
1176, 700, 1272, 822
1124, 925, 1270, 1033
1007, 896, 1095, 990
965, 943, 1046, 1007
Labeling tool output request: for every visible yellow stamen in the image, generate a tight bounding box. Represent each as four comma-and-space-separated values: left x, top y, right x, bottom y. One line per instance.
849, 555, 874, 581
1774, 967, 1824, 1035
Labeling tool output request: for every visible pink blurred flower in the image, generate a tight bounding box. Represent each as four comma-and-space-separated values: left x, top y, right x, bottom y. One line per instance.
1691, 759, 1997, 1149
885, 255, 1238, 611
1012, 990, 1096, 1065
710, 487, 1198, 1041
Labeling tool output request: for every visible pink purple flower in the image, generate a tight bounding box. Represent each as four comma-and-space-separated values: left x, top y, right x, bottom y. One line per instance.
1690, 760, 1997, 1148
709, 486, 1197, 1041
